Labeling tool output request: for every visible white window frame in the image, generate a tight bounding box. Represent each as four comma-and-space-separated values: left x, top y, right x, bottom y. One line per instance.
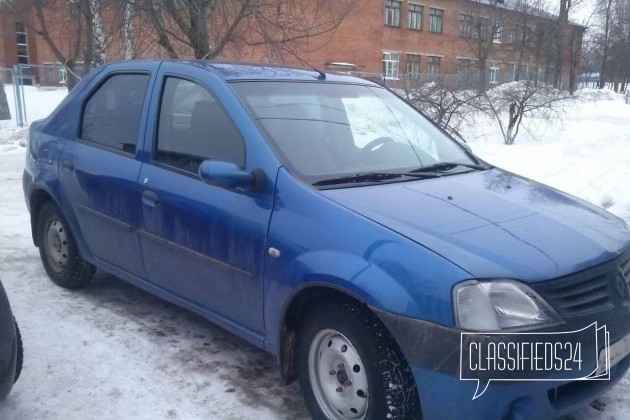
493, 24, 503, 43
406, 54, 421, 76
383, 52, 400, 79
489, 62, 500, 84
506, 27, 515, 44
459, 13, 472, 38
457, 58, 470, 79
504, 63, 515, 83
385, 0, 402, 27
428, 8, 443, 33
426, 55, 440, 75
477, 16, 490, 39
408, 4, 423, 30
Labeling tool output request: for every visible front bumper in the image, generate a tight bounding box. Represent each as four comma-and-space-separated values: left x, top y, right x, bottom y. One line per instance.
373, 305, 630, 419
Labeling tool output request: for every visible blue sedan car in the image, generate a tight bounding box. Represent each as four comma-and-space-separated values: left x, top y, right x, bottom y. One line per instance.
23, 60, 630, 419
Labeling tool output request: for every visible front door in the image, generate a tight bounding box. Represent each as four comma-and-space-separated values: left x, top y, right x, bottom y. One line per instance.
138, 66, 275, 334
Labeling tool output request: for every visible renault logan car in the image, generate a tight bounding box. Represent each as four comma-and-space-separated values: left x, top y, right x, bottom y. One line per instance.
0, 276, 23, 400
23, 60, 630, 419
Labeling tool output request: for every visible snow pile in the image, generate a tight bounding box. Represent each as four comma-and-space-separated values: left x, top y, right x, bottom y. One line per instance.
573, 87, 623, 102
466, 92, 630, 223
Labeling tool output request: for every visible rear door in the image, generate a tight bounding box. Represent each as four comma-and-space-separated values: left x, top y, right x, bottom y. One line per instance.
58, 62, 159, 279
137, 63, 278, 335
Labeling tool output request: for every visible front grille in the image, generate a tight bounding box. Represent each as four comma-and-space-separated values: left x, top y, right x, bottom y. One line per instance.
532, 250, 630, 317
534, 269, 613, 316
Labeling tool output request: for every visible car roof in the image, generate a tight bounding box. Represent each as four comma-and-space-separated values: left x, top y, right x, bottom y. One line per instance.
105, 59, 380, 85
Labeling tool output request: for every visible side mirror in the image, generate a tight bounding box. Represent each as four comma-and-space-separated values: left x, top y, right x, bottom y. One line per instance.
460, 142, 472, 153
198, 160, 265, 191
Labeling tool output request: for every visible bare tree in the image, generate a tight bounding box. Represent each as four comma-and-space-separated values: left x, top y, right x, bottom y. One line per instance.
135, 0, 358, 61
484, 80, 570, 144
2, 0, 118, 90
458, 0, 507, 92
400, 78, 484, 142
596, 0, 618, 88
606, 0, 630, 91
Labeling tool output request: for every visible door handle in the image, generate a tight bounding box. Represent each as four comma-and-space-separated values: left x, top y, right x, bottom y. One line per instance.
61, 159, 74, 171
142, 190, 160, 207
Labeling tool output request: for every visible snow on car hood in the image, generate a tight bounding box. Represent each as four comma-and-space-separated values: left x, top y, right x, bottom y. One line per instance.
320, 169, 630, 282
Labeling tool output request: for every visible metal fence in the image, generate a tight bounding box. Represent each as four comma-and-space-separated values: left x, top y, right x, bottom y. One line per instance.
2, 63, 76, 127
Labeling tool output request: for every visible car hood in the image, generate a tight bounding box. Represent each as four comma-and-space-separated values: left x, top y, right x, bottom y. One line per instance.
320, 169, 630, 282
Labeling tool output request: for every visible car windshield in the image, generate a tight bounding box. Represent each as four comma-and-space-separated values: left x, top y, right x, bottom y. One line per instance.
231, 81, 478, 187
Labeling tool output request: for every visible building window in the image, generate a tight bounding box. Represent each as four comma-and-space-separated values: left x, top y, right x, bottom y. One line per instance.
506, 27, 516, 44
385, 1, 401, 27
515, 64, 527, 81
505, 63, 515, 83
477, 17, 490, 39
489, 62, 500, 84
383, 52, 400, 78
429, 8, 443, 33
457, 59, 470, 85
408, 4, 423, 30
522, 26, 532, 45
459, 14, 472, 38
493, 24, 503, 43
15, 22, 29, 65
406, 54, 421, 77
426, 56, 440, 75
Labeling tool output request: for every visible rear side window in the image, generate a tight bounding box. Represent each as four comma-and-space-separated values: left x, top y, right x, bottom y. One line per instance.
155, 77, 245, 173
81, 73, 150, 154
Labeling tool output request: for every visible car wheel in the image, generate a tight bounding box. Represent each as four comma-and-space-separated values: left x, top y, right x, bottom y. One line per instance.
13, 318, 22, 383
37, 202, 95, 288
297, 302, 420, 420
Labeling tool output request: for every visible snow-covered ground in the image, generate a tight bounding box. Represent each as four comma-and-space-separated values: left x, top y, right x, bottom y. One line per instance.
0, 84, 629, 419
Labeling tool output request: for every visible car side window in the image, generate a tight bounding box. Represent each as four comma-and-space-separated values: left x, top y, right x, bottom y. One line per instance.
81, 73, 150, 154
155, 77, 245, 173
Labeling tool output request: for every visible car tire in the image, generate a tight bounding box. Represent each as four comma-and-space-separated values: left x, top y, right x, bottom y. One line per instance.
37, 202, 95, 289
297, 302, 420, 420
13, 318, 22, 383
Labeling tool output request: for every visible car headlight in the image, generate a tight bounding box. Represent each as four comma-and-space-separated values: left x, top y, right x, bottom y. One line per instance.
454, 279, 563, 332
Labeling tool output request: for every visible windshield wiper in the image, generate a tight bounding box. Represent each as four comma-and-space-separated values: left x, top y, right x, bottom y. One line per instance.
411, 162, 491, 173
313, 171, 441, 187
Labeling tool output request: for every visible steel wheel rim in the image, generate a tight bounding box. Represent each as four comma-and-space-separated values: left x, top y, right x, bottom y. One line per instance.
44, 217, 69, 274
308, 328, 369, 420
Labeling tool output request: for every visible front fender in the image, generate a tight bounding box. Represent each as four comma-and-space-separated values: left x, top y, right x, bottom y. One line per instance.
263, 169, 472, 355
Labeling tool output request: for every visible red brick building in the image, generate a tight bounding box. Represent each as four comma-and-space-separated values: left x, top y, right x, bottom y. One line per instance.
0, 0, 584, 90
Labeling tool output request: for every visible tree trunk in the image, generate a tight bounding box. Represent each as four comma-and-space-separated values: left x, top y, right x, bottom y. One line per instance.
91, 0, 106, 65
124, 1, 136, 59
599, 0, 614, 89
65, 60, 81, 91
0, 78, 11, 121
